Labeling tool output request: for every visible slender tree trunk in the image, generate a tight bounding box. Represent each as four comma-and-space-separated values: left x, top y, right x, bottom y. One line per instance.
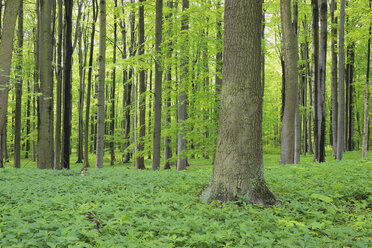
337, 0, 346, 160
164, 0, 174, 169
61, 0, 73, 169
38, 0, 55, 169
331, 0, 338, 158
177, 0, 189, 171
110, 0, 118, 166
152, 0, 163, 170
362, 4, 371, 158
317, 0, 327, 162
293, 0, 300, 164
136, 0, 146, 170
14, 2, 23, 168
0, 0, 22, 135
26, 78, 31, 159
200, 0, 278, 207
311, 0, 320, 162
76, 19, 86, 164
96, 0, 106, 169
84, 0, 98, 168
54, 0, 63, 169
280, 0, 298, 165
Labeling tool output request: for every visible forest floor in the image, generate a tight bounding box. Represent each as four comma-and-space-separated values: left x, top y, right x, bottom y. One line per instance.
0, 150, 371, 247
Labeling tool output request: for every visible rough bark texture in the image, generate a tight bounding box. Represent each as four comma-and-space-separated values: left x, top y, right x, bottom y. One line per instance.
0, 0, 21, 136
280, 0, 298, 165
337, 0, 346, 160
331, 0, 338, 158
95, 0, 106, 169
14, 2, 23, 169
362, 18, 371, 158
135, 0, 146, 170
152, 0, 163, 170
38, 0, 54, 169
200, 0, 278, 207
177, 0, 189, 171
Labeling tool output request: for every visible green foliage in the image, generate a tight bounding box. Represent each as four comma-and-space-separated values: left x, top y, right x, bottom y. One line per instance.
0, 151, 371, 247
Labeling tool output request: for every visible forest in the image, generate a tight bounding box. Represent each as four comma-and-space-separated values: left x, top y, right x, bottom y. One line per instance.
0, 0, 371, 247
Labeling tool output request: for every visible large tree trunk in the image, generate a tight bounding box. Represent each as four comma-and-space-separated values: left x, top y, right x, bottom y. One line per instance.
200, 0, 278, 207
14, 2, 23, 169
38, 0, 55, 169
152, 0, 163, 170
0, 0, 21, 135
337, 0, 346, 160
136, 0, 146, 170
331, 0, 338, 158
177, 0, 189, 171
280, 0, 298, 165
95, 0, 106, 169
84, 0, 98, 168
362, 5, 371, 158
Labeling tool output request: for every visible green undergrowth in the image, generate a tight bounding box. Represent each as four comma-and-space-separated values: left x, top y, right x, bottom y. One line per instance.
0, 151, 371, 247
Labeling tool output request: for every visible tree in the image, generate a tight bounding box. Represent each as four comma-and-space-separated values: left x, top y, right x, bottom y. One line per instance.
330, 0, 338, 158
54, 0, 63, 170
136, 0, 146, 170
61, 0, 73, 169
177, 0, 189, 171
83, 0, 98, 169
152, 0, 163, 170
96, 0, 106, 169
0, 0, 22, 138
38, 0, 55, 169
362, 6, 371, 158
109, 0, 118, 166
280, 0, 298, 165
200, 0, 278, 207
14, 1, 23, 169
337, 0, 346, 160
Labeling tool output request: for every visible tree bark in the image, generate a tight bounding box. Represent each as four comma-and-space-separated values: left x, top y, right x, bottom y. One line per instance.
38, 0, 55, 169
152, 0, 163, 170
337, 0, 346, 160
362, 3, 371, 158
177, 0, 189, 171
331, 0, 338, 158
136, 0, 146, 170
110, 0, 118, 166
0, 0, 22, 136
280, 0, 298, 165
95, 0, 106, 169
164, 0, 174, 170
200, 0, 278, 207
84, 0, 98, 168
317, 0, 327, 162
61, 0, 73, 169
14, 1, 23, 169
